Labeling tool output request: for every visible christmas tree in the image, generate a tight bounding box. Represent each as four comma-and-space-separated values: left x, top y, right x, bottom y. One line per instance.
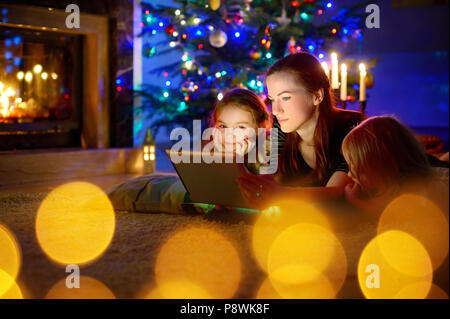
139, 0, 376, 135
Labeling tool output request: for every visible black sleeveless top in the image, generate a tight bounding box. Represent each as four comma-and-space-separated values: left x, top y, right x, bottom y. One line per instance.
271, 110, 366, 187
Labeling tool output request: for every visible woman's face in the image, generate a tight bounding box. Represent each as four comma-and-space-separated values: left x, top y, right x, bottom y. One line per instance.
266, 71, 316, 133
214, 104, 258, 155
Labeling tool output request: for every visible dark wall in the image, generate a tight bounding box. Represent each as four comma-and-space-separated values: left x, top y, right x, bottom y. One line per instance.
338, 0, 449, 146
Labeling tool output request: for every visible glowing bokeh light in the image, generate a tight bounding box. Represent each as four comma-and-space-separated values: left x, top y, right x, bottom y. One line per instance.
154, 227, 241, 299
269, 265, 336, 299
358, 230, 433, 299
0, 270, 22, 299
0, 224, 21, 296
426, 284, 449, 299
146, 280, 212, 299
252, 198, 331, 273
378, 193, 449, 270
255, 277, 282, 299
267, 223, 347, 298
45, 276, 115, 299
35, 182, 115, 265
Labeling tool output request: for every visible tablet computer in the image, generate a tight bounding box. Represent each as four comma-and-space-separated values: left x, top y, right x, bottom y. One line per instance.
166, 149, 254, 209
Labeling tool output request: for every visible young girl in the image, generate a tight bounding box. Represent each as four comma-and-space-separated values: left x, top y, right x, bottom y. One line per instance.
108, 88, 273, 215
341, 116, 448, 215
207, 87, 273, 174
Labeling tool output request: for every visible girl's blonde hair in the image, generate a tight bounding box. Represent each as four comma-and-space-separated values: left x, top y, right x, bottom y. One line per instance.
209, 88, 272, 130
342, 116, 432, 194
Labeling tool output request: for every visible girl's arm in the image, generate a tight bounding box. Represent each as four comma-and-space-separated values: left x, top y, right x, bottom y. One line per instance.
344, 182, 386, 217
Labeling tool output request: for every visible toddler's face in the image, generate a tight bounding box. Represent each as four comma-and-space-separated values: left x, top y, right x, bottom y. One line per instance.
214, 105, 258, 156
345, 153, 386, 196
344, 153, 364, 187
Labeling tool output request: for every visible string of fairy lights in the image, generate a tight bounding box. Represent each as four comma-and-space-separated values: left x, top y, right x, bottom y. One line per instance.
130, 0, 374, 133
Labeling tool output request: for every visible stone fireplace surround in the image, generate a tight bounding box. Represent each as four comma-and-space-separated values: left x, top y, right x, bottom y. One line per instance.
0, 2, 143, 187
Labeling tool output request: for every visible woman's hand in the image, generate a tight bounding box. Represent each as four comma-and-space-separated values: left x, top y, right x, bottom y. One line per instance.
236, 169, 284, 209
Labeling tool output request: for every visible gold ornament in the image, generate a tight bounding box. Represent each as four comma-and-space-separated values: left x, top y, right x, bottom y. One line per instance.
209, 29, 228, 48
249, 50, 261, 60
210, 0, 221, 11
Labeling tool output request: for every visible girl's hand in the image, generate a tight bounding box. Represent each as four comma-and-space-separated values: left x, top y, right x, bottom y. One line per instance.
344, 181, 361, 203
236, 169, 283, 209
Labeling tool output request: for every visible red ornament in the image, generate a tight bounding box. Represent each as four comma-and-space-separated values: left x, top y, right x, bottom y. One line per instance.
291, 1, 300, 7
198, 44, 204, 49
165, 24, 175, 35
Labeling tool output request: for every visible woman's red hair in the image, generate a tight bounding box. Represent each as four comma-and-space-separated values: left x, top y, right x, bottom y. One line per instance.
266, 52, 363, 185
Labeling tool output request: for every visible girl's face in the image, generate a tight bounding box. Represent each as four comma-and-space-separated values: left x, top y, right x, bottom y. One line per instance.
345, 156, 361, 186
344, 152, 386, 196
214, 104, 258, 155
266, 71, 316, 133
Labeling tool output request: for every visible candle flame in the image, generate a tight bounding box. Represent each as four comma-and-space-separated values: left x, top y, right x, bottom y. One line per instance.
33, 64, 43, 74
341, 64, 347, 73
25, 72, 33, 83
359, 63, 366, 75
331, 52, 338, 61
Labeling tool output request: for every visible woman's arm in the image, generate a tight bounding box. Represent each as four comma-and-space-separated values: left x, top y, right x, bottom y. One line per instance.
283, 171, 351, 202
236, 170, 351, 209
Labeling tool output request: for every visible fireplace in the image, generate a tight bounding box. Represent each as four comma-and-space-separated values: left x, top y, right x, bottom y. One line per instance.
0, 24, 83, 150
0, 2, 133, 151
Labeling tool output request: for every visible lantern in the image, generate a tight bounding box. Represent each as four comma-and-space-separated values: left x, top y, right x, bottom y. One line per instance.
143, 128, 156, 174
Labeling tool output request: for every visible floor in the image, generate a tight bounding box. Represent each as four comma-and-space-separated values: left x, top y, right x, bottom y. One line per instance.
0, 147, 447, 299
0, 170, 375, 299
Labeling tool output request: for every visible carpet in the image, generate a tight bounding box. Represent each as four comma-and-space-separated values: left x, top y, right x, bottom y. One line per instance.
0, 190, 384, 299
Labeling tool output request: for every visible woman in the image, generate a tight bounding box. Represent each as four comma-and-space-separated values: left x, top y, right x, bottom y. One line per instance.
237, 52, 366, 208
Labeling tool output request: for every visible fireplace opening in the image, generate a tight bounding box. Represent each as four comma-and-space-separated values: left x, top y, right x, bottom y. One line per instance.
0, 24, 82, 150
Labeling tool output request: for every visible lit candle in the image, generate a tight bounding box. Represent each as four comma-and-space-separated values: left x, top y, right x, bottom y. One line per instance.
331, 52, 339, 89
359, 63, 366, 101
321, 62, 330, 78
340, 64, 347, 101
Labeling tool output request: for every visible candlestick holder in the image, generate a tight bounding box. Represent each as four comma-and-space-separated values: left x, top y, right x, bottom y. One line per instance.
340, 100, 347, 109
359, 100, 367, 114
